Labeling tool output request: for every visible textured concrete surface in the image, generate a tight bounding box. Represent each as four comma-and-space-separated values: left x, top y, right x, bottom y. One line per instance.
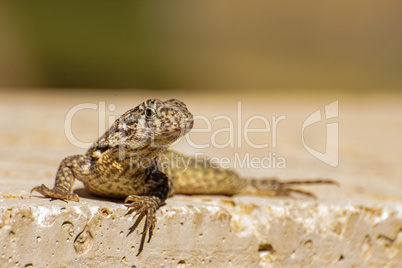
2, 195, 402, 267
1, 90, 402, 267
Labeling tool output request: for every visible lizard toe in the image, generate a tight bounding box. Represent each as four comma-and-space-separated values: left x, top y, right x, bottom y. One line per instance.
125, 195, 159, 255
30, 184, 80, 202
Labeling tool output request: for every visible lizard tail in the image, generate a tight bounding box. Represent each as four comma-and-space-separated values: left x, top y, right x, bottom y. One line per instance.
282, 179, 340, 186
236, 177, 339, 197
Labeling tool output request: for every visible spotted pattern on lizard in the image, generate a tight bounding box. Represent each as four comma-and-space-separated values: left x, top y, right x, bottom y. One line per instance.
31, 98, 338, 255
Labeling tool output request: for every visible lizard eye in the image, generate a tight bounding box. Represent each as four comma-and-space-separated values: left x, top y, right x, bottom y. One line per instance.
145, 107, 156, 118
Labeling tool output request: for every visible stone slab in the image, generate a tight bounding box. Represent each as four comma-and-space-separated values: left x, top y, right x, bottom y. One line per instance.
1, 89, 402, 267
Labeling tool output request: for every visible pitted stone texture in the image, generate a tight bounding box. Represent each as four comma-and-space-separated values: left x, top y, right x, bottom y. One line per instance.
1, 90, 402, 267
1, 195, 401, 267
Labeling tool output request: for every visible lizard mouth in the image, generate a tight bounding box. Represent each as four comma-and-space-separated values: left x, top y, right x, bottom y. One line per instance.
184, 117, 194, 132
177, 117, 193, 138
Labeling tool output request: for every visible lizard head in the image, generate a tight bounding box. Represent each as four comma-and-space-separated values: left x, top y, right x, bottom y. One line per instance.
118, 98, 194, 151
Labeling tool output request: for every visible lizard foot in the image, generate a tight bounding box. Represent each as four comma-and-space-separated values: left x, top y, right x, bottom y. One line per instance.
30, 184, 80, 202
124, 195, 160, 256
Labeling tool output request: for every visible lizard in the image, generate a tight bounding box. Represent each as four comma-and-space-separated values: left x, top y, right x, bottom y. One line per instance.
31, 98, 338, 255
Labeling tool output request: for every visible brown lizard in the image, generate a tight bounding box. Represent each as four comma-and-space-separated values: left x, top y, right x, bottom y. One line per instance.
31, 98, 338, 255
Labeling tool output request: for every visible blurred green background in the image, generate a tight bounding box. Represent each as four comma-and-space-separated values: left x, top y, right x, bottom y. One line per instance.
0, 0, 401, 91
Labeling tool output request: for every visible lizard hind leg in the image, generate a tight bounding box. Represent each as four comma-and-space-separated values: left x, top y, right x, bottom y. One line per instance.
125, 195, 161, 256
284, 188, 317, 199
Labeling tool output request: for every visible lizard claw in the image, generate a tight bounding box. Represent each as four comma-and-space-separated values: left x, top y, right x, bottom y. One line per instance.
30, 184, 80, 202
124, 195, 158, 256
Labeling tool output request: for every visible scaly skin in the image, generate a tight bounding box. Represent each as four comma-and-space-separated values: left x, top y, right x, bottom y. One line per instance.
160, 150, 338, 198
31, 98, 338, 255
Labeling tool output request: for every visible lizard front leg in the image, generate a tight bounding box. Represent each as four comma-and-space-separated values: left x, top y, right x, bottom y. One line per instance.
31, 155, 90, 202
124, 168, 169, 256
